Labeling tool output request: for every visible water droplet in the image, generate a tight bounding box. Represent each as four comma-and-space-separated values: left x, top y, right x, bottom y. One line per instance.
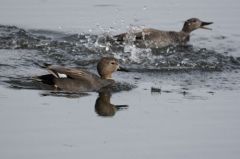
106, 47, 109, 51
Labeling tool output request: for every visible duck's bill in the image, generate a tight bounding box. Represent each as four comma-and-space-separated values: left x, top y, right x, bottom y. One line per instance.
201, 22, 213, 30
117, 66, 129, 72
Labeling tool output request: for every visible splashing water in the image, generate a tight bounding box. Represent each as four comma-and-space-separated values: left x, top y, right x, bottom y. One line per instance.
0, 24, 240, 90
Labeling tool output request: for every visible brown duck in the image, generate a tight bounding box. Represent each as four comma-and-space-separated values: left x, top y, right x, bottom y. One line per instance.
36, 57, 127, 92
114, 18, 213, 48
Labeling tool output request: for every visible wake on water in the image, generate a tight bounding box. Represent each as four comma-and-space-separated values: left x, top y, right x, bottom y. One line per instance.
0, 24, 240, 91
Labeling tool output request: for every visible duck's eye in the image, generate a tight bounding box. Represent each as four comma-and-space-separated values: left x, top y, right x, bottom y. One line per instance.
111, 62, 115, 65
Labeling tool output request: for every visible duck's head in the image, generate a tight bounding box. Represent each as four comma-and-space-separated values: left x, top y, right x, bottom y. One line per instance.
97, 57, 128, 79
182, 18, 213, 33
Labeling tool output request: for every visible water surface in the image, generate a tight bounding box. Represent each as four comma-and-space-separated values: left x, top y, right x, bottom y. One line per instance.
0, 0, 240, 159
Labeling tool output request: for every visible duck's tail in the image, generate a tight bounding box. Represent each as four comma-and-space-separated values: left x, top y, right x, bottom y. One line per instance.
32, 74, 55, 86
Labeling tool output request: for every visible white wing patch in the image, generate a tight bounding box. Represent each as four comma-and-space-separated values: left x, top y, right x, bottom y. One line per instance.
58, 73, 67, 78
48, 67, 89, 79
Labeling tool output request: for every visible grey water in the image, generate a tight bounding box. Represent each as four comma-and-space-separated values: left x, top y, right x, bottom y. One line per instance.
1, 0, 240, 159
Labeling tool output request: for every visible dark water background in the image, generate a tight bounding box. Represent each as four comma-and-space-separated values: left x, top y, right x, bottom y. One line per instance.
0, 24, 240, 88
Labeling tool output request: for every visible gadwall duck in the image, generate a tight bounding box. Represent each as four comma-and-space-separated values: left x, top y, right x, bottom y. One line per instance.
36, 57, 127, 92
114, 18, 213, 48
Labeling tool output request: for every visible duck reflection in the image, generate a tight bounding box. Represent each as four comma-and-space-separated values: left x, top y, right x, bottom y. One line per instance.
95, 89, 128, 117
39, 87, 129, 117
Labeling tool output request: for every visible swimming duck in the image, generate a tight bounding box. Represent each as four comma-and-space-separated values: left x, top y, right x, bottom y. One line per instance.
114, 18, 213, 48
36, 57, 127, 92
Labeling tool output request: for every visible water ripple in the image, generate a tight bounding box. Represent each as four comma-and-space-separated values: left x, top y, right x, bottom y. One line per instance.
1, 24, 240, 90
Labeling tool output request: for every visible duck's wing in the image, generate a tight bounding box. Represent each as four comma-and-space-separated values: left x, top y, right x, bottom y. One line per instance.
141, 28, 169, 40
114, 31, 144, 41
46, 65, 99, 81
114, 28, 163, 41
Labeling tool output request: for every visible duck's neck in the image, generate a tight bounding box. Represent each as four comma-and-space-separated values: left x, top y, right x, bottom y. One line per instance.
181, 24, 192, 34
101, 74, 112, 80
177, 30, 190, 44
181, 29, 191, 34
99, 76, 115, 87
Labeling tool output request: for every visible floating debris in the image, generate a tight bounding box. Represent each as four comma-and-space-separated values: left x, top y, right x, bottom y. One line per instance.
151, 87, 161, 93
